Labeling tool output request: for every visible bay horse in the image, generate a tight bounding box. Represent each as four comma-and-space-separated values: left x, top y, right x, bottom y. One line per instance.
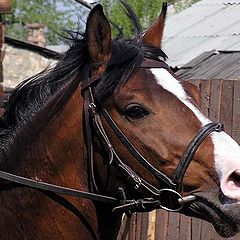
1, 2, 240, 239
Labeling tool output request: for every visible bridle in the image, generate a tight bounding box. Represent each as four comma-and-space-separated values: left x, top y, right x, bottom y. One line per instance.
0, 58, 223, 216
82, 58, 224, 213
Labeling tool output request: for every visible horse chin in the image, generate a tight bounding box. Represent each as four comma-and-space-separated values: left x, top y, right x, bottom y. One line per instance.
181, 190, 240, 238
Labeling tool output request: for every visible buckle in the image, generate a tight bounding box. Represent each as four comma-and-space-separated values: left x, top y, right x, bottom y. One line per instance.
88, 102, 97, 115
133, 176, 142, 190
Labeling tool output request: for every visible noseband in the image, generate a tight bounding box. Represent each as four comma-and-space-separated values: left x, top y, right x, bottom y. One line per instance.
0, 58, 223, 216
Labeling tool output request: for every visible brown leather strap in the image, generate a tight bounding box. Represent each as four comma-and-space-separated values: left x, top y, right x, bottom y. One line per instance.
82, 59, 169, 93
140, 58, 170, 69
82, 65, 99, 192
82, 75, 101, 93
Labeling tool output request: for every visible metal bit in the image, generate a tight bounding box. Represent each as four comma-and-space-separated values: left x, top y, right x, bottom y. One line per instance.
178, 195, 196, 205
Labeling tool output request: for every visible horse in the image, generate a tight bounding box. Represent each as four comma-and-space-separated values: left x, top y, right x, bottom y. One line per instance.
0, 2, 240, 239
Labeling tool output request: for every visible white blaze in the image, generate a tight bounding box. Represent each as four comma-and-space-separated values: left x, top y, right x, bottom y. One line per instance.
151, 68, 240, 201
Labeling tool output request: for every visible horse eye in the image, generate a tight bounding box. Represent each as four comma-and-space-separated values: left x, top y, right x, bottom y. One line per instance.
124, 104, 150, 119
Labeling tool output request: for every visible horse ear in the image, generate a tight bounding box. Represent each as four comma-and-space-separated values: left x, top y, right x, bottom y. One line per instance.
142, 2, 167, 48
86, 4, 111, 74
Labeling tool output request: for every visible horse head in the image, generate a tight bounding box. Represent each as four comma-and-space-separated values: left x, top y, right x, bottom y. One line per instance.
86, 3, 240, 238
0, 2, 240, 239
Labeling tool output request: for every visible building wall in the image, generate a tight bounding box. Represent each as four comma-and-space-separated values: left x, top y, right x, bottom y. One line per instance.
3, 43, 57, 88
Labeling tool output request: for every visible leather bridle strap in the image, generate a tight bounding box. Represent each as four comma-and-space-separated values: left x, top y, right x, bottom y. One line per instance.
172, 122, 224, 190
0, 170, 119, 204
82, 65, 99, 192
140, 58, 170, 69
100, 107, 224, 192
81, 58, 169, 92
100, 106, 176, 190
87, 92, 166, 197
0, 170, 170, 213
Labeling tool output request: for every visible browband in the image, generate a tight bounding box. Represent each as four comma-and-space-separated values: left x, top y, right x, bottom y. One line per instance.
140, 58, 170, 69
82, 59, 170, 92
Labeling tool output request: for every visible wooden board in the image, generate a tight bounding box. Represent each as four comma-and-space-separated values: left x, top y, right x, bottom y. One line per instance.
220, 80, 234, 135
232, 81, 240, 144
140, 213, 149, 240
155, 210, 168, 240
209, 80, 223, 122
0, 0, 12, 13
167, 212, 180, 240
199, 80, 211, 117
179, 215, 191, 240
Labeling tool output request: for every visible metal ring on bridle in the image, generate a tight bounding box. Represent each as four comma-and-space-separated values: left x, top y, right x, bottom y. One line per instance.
158, 189, 196, 212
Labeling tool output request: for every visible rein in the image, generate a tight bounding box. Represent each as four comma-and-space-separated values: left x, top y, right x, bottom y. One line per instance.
0, 58, 223, 216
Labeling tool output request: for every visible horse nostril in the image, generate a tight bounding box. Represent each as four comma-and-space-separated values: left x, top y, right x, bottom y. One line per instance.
228, 170, 240, 189
220, 169, 240, 201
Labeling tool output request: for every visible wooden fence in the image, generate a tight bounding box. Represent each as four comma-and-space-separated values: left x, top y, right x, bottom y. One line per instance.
118, 79, 240, 240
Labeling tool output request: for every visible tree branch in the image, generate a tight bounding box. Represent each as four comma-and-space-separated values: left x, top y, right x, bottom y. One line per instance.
73, 0, 92, 9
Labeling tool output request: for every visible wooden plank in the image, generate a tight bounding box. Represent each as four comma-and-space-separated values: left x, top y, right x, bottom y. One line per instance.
191, 218, 202, 240
155, 210, 169, 240
232, 81, 240, 144
117, 215, 130, 240
148, 210, 156, 240
128, 214, 136, 240
209, 80, 223, 122
200, 220, 212, 240
0, 0, 12, 13
220, 81, 234, 135
167, 212, 180, 240
200, 80, 211, 117
135, 213, 142, 240
140, 213, 149, 240
179, 215, 191, 240
123, 217, 131, 240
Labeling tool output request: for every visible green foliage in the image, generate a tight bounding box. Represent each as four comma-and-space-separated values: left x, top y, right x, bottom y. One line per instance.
4, 0, 86, 45
102, 0, 164, 38
174, 0, 200, 12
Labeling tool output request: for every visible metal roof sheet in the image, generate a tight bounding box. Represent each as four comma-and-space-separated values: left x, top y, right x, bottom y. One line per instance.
163, 0, 240, 67
195, 0, 240, 5
176, 50, 240, 80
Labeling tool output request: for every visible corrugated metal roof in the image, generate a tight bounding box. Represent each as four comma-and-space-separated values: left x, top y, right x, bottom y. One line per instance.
176, 50, 240, 80
196, 0, 240, 5
163, 0, 240, 67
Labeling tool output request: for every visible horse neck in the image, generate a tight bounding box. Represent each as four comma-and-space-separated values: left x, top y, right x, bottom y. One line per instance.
0, 85, 100, 239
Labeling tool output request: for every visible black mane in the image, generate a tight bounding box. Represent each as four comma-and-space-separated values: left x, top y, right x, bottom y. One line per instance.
0, 3, 167, 159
